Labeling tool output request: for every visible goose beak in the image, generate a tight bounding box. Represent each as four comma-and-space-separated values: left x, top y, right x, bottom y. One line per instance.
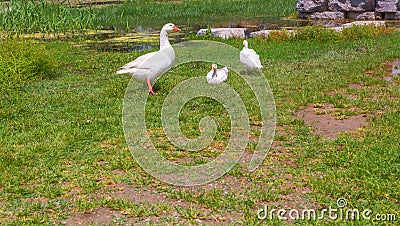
173, 25, 181, 32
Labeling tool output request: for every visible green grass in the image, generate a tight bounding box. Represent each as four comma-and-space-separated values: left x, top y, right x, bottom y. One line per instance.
0, 0, 97, 37
0, 40, 57, 93
0, 0, 297, 36
92, 0, 297, 30
0, 0, 399, 224
1, 31, 399, 224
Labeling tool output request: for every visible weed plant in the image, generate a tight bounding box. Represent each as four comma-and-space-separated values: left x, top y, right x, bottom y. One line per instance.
263, 24, 396, 43
0, 40, 57, 93
0, 0, 96, 37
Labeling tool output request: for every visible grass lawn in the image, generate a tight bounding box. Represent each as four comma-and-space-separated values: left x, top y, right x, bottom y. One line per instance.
1, 0, 399, 225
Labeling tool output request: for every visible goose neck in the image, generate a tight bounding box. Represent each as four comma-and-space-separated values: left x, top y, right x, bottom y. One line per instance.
160, 30, 171, 50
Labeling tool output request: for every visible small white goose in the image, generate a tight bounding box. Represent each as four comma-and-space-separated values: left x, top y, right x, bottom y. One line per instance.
240, 40, 262, 75
206, 64, 229, 84
117, 23, 181, 94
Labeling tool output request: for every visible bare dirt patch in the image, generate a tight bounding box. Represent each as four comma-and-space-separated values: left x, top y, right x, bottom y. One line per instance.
294, 103, 367, 139
104, 183, 168, 203
63, 207, 123, 225
64, 125, 319, 225
348, 83, 364, 89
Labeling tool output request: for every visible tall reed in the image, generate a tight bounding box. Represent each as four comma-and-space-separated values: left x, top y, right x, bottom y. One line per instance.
93, 0, 297, 30
0, 0, 297, 36
0, 0, 97, 37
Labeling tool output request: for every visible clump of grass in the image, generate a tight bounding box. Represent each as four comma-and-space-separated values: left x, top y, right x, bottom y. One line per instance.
268, 29, 294, 42
266, 24, 396, 42
0, 40, 57, 93
295, 25, 341, 42
341, 24, 396, 40
0, 0, 96, 37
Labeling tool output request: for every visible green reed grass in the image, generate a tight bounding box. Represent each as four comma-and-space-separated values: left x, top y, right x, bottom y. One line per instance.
0, 0, 297, 36
0, 0, 96, 37
93, 0, 297, 30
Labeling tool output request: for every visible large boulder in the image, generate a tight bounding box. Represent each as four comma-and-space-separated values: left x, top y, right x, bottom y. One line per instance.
329, 0, 375, 12
376, 0, 400, 12
296, 0, 328, 12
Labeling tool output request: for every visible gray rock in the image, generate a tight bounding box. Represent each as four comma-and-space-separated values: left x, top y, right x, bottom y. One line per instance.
250, 30, 273, 37
342, 20, 386, 28
347, 11, 376, 20
384, 11, 400, 19
329, 0, 375, 12
299, 11, 345, 19
250, 30, 295, 38
331, 27, 344, 32
196, 28, 246, 39
296, 0, 328, 12
376, 0, 400, 12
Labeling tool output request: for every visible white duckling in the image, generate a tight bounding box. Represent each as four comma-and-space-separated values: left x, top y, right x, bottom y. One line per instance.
240, 40, 262, 75
116, 23, 181, 94
206, 64, 229, 84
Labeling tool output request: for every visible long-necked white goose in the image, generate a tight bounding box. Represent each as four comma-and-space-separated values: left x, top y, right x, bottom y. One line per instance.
117, 23, 181, 94
240, 40, 262, 76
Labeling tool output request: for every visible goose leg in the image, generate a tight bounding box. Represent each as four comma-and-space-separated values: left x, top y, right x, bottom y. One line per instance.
147, 79, 155, 95
246, 68, 248, 76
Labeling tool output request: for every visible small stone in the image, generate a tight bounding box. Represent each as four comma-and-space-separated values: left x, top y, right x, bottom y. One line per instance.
331, 27, 344, 32
392, 59, 400, 75
383, 77, 393, 82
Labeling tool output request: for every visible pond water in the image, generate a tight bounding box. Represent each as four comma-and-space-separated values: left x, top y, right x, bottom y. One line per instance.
82, 17, 310, 52
70, 16, 400, 53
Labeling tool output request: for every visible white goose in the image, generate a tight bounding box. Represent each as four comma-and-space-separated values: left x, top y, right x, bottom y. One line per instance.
240, 40, 262, 75
117, 23, 181, 94
206, 64, 229, 84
